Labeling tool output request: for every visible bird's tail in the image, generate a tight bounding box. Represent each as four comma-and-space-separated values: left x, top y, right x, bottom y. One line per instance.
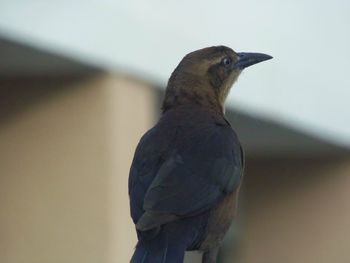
130, 241, 186, 263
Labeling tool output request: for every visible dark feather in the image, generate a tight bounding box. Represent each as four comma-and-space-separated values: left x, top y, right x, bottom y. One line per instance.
129, 105, 243, 232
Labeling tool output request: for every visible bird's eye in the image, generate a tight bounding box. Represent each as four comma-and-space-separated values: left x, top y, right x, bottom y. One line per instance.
222, 57, 232, 66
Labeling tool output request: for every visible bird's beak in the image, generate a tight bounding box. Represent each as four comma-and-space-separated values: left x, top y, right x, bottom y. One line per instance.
234, 52, 273, 70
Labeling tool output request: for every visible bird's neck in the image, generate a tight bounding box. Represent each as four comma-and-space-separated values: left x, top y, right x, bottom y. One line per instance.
162, 72, 225, 114
162, 86, 224, 115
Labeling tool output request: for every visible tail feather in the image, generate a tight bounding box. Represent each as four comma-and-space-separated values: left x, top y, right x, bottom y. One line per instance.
130, 241, 185, 263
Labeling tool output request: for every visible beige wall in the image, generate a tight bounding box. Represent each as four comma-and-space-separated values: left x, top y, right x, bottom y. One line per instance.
1, 75, 350, 263
0, 74, 156, 263
221, 157, 350, 263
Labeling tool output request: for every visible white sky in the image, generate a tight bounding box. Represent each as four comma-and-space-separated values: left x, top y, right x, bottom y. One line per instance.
0, 0, 349, 146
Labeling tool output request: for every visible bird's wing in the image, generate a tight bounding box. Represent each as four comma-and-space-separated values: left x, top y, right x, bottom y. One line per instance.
133, 126, 243, 231
128, 127, 164, 224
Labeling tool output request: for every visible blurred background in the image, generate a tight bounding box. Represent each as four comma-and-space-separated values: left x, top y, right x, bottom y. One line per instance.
0, 1, 350, 263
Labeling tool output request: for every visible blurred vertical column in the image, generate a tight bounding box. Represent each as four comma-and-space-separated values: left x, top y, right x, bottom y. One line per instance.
0, 74, 157, 263
103, 74, 157, 262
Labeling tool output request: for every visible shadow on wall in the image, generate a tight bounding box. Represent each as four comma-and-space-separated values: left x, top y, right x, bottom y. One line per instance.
0, 76, 101, 126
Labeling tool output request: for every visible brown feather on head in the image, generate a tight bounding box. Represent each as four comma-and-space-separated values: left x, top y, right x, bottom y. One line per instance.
162, 46, 242, 113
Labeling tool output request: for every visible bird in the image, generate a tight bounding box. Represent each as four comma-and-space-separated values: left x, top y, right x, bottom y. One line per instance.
128, 46, 272, 263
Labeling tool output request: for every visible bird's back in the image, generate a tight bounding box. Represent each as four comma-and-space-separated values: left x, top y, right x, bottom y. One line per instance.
129, 105, 243, 257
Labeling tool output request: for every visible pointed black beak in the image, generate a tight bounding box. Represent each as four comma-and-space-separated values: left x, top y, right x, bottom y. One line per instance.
234, 52, 273, 70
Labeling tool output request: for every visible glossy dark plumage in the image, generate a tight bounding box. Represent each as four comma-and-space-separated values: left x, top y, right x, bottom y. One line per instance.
129, 106, 243, 262
128, 46, 271, 263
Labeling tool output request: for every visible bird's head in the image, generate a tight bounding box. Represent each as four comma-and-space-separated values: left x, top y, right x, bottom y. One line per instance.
162, 46, 272, 113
